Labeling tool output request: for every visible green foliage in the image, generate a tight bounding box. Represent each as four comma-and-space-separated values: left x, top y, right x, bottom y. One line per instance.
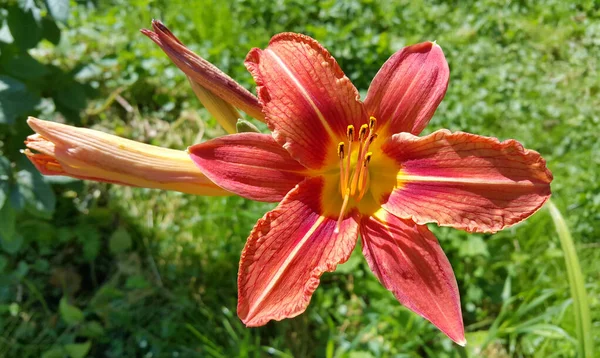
0, 0, 598, 357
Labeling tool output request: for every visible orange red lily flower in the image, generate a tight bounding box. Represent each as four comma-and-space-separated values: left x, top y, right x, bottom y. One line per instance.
188, 33, 553, 344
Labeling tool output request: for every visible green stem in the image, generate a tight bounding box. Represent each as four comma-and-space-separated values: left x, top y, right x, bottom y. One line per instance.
547, 200, 593, 358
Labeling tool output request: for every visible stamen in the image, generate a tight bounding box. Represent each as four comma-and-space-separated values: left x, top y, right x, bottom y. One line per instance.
338, 142, 346, 194
335, 188, 350, 234
356, 152, 372, 202
369, 116, 377, 131
364, 152, 373, 166
344, 126, 354, 196
346, 125, 355, 141
358, 124, 368, 141
337, 142, 345, 159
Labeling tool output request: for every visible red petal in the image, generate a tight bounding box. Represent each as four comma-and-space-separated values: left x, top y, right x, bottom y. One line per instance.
361, 212, 465, 345
245, 33, 367, 169
377, 130, 553, 233
365, 42, 449, 136
188, 133, 307, 202
238, 176, 359, 326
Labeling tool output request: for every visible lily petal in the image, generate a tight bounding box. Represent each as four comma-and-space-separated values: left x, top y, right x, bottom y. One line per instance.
364, 42, 449, 136
238, 176, 359, 326
25, 117, 228, 196
245, 33, 367, 170
376, 130, 553, 233
189, 133, 307, 202
361, 211, 465, 345
142, 20, 265, 122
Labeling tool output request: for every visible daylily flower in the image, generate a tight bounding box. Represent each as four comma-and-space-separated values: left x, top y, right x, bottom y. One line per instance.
188, 33, 553, 344
24, 117, 229, 196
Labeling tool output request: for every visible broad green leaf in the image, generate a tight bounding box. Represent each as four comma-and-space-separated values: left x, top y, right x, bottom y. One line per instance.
59, 297, 84, 326
0, 201, 16, 241
53, 82, 87, 112
458, 235, 489, 257
125, 275, 150, 289
6, 3, 42, 50
65, 341, 91, 358
1, 53, 48, 80
0, 201, 22, 254
79, 228, 100, 261
0, 75, 41, 124
41, 347, 64, 358
45, 0, 70, 23
80, 321, 105, 338
109, 228, 132, 254
42, 17, 61, 44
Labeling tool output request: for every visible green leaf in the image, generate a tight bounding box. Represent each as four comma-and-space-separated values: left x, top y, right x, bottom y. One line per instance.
41, 347, 64, 358
42, 17, 61, 44
125, 274, 150, 289
45, 0, 70, 24
65, 341, 91, 358
458, 235, 489, 257
1, 53, 48, 80
59, 297, 84, 326
0, 198, 23, 254
53, 82, 87, 112
0, 75, 41, 124
548, 201, 594, 358
6, 3, 42, 50
80, 228, 100, 261
0, 201, 17, 247
109, 228, 132, 254
80, 321, 105, 338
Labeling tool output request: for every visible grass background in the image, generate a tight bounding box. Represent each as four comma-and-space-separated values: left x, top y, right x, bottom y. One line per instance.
0, 0, 598, 357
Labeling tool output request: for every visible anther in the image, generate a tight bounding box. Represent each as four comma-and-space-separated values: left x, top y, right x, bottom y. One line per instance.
338, 142, 346, 194
369, 116, 377, 131
337, 142, 345, 159
364, 152, 373, 166
346, 125, 355, 142
358, 124, 369, 140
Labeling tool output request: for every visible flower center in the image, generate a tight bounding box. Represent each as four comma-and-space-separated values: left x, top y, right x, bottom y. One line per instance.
335, 116, 378, 232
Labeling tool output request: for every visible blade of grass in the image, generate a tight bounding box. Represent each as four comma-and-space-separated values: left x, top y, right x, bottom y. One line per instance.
547, 200, 593, 358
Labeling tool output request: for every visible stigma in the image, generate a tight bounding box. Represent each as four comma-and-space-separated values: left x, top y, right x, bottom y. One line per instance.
335, 116, 378, 232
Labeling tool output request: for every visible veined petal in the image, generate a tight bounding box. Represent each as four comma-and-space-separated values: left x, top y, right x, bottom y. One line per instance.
376, 130, 553, 233
238, 176, 359, 326
245, 33, 367, 170
188, 133, 308, 202
25, 117, 228, 196
141, 20, 265, 122
364, 42, 449, 136
361, 211, 465, 345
